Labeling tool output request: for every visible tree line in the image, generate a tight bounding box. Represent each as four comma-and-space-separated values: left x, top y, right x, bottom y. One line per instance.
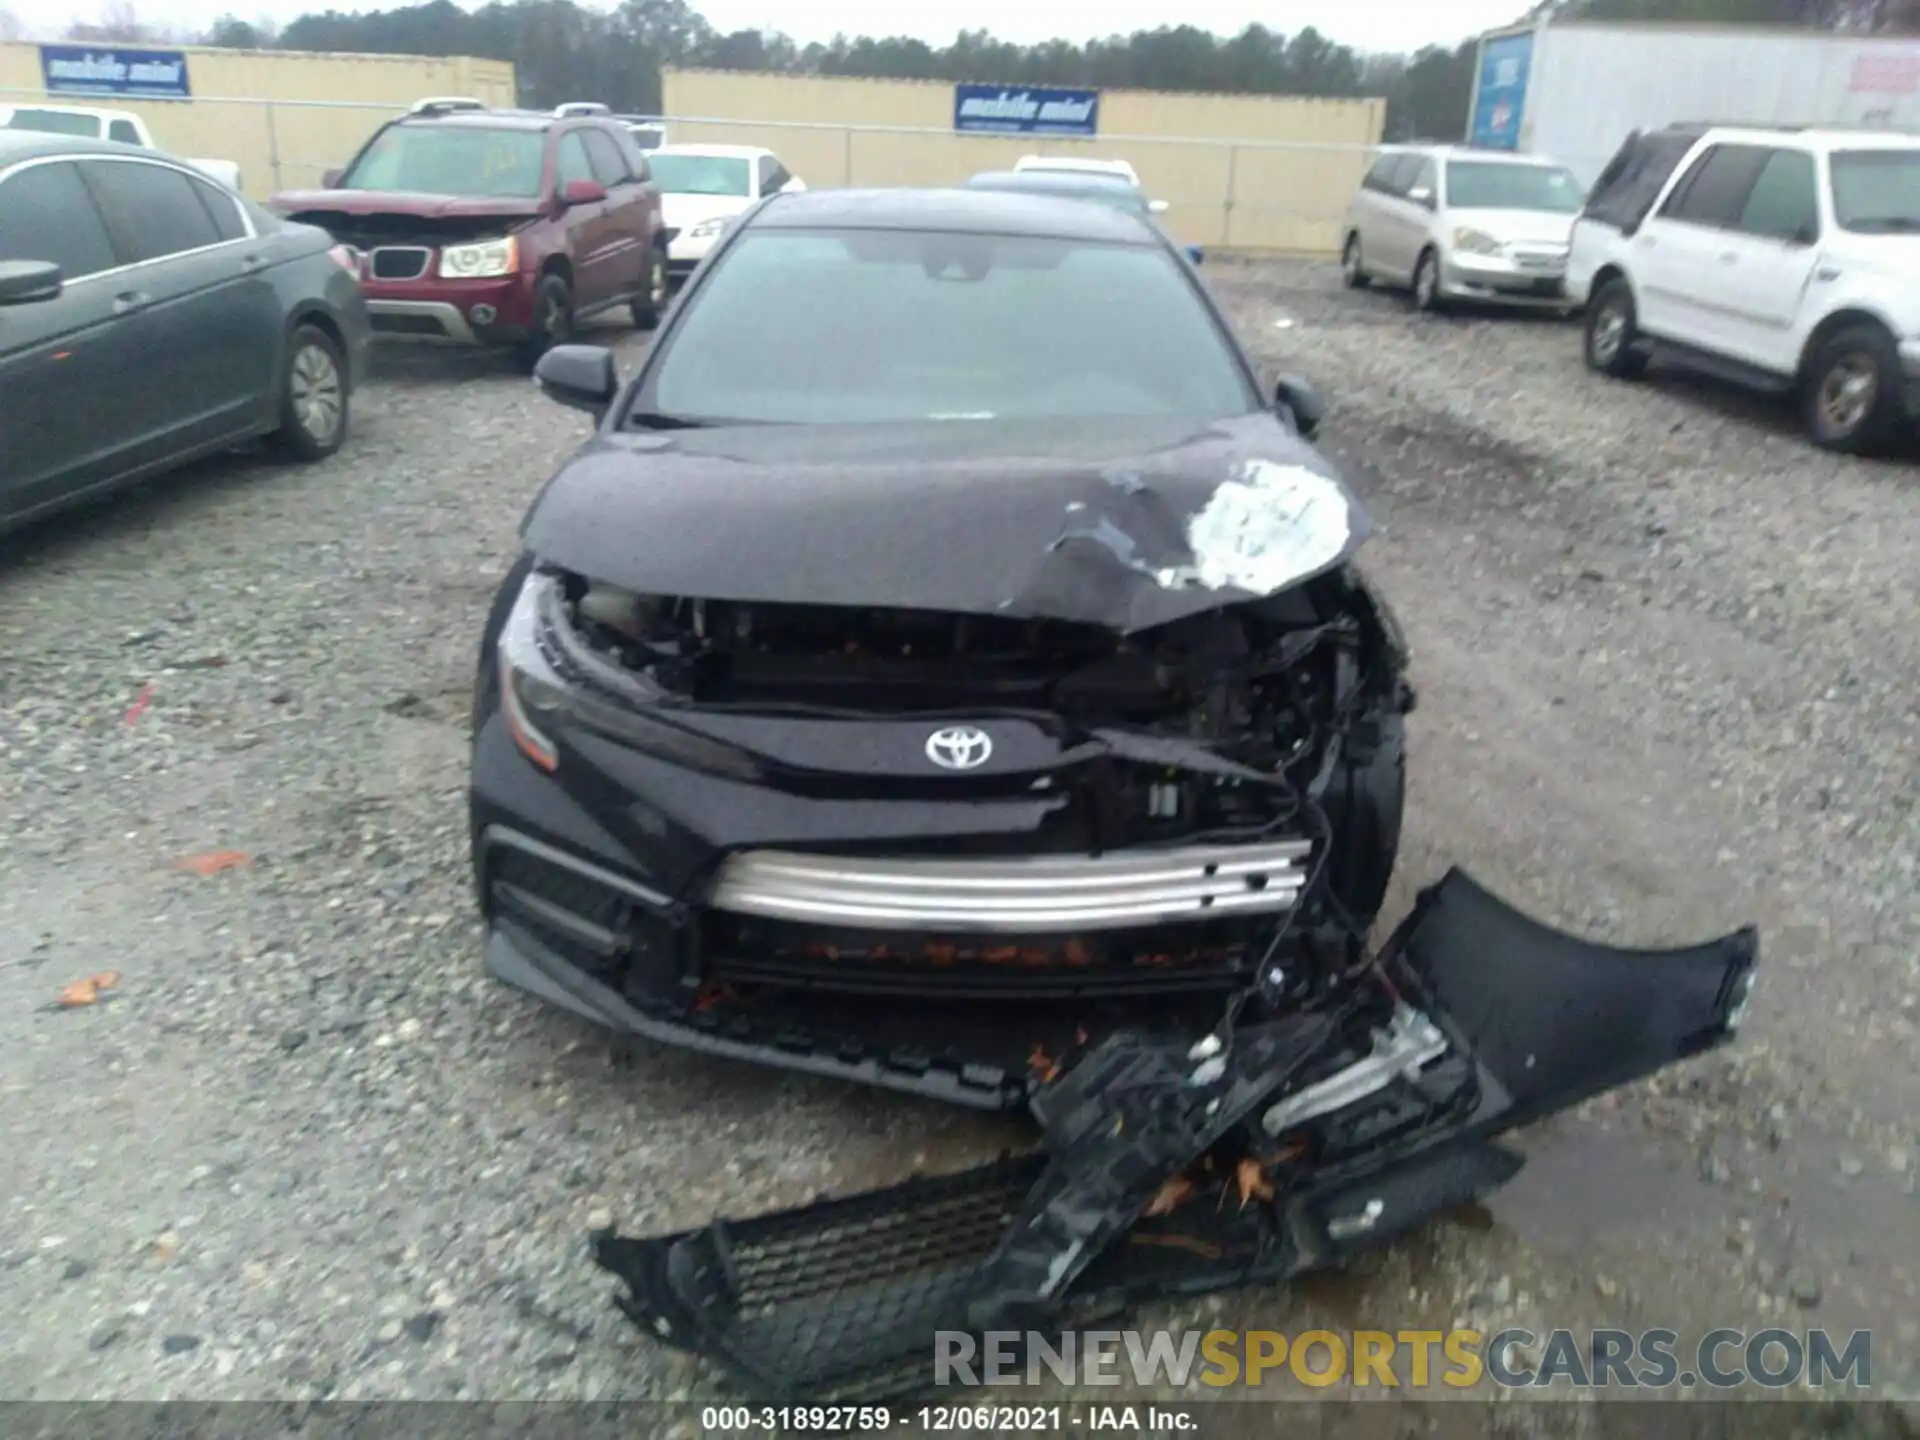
24, 0, 1917, 144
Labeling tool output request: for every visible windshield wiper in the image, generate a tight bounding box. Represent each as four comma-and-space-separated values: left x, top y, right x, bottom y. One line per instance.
1844, 216, 1920, 233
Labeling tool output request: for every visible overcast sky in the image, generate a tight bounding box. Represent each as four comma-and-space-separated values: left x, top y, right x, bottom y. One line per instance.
13, 0, 1523, 55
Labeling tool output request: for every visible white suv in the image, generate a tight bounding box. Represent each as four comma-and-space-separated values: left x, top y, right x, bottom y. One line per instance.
1341, 144, 1587, 312
1568, 124, 1920, 454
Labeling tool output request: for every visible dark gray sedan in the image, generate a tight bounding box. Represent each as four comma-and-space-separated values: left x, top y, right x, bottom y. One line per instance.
0, 132, 372, 535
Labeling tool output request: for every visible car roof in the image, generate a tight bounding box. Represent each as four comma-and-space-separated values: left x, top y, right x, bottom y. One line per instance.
394, 110, 561, 133
0, 129, 147, 164
749, 186, 1158, 243
1383, 143, 1569, 167
650, 142, 772, 159
970, 168, 1135, 190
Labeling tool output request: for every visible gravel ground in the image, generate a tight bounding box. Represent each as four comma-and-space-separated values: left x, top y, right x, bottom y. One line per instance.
2, 262, 1916, 1414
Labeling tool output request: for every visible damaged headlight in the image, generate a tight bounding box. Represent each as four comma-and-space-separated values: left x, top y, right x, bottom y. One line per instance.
496, 573, 761, 781
440, 236, 518, 279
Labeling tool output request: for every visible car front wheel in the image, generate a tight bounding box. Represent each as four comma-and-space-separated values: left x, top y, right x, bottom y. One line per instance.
274, 323, 349, 461
1803, 323, 1906, 456
1584, 279, 1647, 379
1341, 233, 1369, 289
1412, 249, 1445, 313
631, 244, 669, 331
516, 275, 572, 370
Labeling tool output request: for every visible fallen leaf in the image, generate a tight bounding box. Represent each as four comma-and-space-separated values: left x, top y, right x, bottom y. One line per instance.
1235, 1158, 1275, 1209
172, 850, 251, 877
1027, 1044, 1060, 1084
1144, 1175, 1195, 1217
56, 972, 121, 1009
122, 684, 156, 727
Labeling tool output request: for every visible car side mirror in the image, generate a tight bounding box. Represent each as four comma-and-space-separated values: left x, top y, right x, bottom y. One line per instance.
0, 259, 62, 306
322, 167, 344, 188
534, 344, 618, 420
562, 178, 607, 207
1407, 185, 1435, 209
1185, 244, 1205, 265
1273, 374, 1326, 439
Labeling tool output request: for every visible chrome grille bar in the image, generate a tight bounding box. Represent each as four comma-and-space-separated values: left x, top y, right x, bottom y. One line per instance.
707, 839, 1311, 932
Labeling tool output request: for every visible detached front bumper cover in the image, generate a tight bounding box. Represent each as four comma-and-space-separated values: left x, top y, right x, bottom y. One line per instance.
591, 868, 1757, 1402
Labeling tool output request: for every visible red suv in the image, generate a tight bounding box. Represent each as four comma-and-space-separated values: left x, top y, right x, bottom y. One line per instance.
269, 102, 668, 367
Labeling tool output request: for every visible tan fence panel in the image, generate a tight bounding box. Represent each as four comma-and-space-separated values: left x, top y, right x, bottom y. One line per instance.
659, 68, 1383, 255
0, 42, 516, 198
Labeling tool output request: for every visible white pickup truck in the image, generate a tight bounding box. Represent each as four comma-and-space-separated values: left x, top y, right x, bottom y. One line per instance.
0, 102, 243, 192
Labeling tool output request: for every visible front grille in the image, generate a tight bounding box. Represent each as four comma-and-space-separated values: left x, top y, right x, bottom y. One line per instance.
708, 839, 1311, 933
707, 912, 1256, 998
370, 312, 448, 337
369, 245, 432, 280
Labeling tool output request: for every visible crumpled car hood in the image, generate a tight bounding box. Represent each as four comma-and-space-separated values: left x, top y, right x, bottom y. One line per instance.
520, 412, 1371, 633
267, 188, 545, 221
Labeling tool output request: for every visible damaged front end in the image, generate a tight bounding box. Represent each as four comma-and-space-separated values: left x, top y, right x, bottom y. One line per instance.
467, 417, 1759, 1401
593, 878, 1754, 1402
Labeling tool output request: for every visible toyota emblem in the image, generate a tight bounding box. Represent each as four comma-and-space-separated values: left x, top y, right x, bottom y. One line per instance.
925, 725, 993, 771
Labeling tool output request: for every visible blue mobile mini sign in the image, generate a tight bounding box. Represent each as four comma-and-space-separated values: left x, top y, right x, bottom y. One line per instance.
1469, 31, 1533, 149
954, 84, 1100, 137
40, 44, 193, 100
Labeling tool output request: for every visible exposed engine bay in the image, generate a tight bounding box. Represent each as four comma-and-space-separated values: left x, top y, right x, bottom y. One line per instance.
282, 210, 526, 250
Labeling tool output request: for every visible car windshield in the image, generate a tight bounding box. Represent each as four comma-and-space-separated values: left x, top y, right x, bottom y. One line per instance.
2, 108, 103, 137
1829, 148, 1920, 234
339, 124, 546, 199
1445, 161, 1584, 213
638, 227, 1256, 426
648, 154, 753, 196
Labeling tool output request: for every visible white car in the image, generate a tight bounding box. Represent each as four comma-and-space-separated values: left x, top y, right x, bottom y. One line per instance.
1341, 143, 1586, 312
1569, 123, 1920, 454
647, 143, 805, 279
0, 102, 242, 192
1013, 154, 1141, 187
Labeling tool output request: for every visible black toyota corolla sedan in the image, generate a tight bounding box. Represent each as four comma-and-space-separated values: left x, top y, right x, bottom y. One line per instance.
468, 182, 1752, 1140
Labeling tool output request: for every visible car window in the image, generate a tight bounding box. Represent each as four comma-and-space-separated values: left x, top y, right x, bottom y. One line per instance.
340, 123, 546, 200
190, 172, 250, 242
1735, 148, 1818, 242
1828, 147, 1920, 234
0, 160, 119, 280
646, 153, 753, 197
1659, 144, 1770, 229
1409, 159, 1438, 197
80, 159, 224, 263
107, 118, 142, 145
767, 160, 792, 192
1381, 154, 1422, 195
580, 128, 631, 186
1445, 161, 1583, 213
1360, 154, 1399, 193
556, 132, 595, 188
2, 107, 103, 137
641, 228, 1260, 426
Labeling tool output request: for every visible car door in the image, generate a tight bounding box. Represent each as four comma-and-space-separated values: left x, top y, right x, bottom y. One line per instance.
78, 155, 281, 456
1378, 155, 1437, 281
1628, 143, 1771, 350
580, 126, 649, 299
1710, 147, 1823, 374
554, 129, 617, 308
0, 157, 146, 525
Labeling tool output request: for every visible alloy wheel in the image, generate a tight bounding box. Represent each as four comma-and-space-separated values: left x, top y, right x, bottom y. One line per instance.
290, 343, 343, 443
1590, 303, 1626, 365
1817, 354, 1877, 436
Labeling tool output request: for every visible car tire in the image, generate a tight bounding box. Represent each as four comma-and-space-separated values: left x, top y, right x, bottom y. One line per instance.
1341, 233, 1369, 289
630, 243, 669, 331
1802, 323, 1906, 456
273, 323, 349, 462
1411, 248, 1445, 313
516, 274, 572, 370
1584, 278, 1647, 379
